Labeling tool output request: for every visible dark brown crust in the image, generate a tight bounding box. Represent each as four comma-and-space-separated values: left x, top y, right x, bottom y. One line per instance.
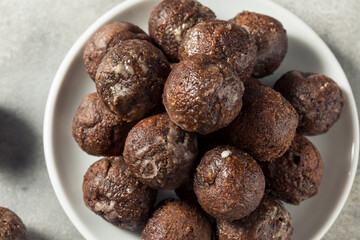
261, 134, 323, 205
95, 39, 170, 122
82, 156, 157, 230
274, 70, 344, 135
72, 93, 136, 156
221, 79, 298, 162
217, 195, 293, 240
148, 0, 216, 62
0, 207, 29, 240
83, 21, 152, 80
194, 145, 265, 221
141, 199, 212, 240
231, 11, 287, 78
179, 20, 257, 79
163, 59, 244, 134
123, 113, 198, 190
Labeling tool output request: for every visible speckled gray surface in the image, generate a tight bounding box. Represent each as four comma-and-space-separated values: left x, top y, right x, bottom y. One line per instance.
0, 0, 358, 239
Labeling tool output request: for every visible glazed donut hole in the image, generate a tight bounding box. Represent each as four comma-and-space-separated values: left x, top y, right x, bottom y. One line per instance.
82, 156, 157, 230
194, 145, 265, 221
123, 113, 198, 190
163, 59, 244, 135
216, 194, 293, 240
231, 11, 288, 78
261, 134, 323, 205
221, 78, 298, 162
274, 70, 345, 135
95, 39, 170, 122
72, 92, 136, 156
83, 21, 152, 81
142, 199, 213, 240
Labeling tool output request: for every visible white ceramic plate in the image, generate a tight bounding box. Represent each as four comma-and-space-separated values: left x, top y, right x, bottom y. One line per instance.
43, 0, 359, 239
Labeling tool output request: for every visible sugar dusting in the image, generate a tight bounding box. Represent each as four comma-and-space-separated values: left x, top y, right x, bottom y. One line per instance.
172, 23, 188, 42
94, 200, 116, 213
218, 77, 242, 110
221, 150, 232, 158
225, 23, 232, 30
141, 63, 149, 73
135, 136, 165, 158
135, 136, 165, 179
167, 122, 196, 161
135, 145, 151, 157
110, 84, 131, 100
99, 37, 108, 49
113, 63, 125, 74
141, 159, 159, 179
112, 61, 134, 76
94, 200, 120, 221
125, 63, 134, 75
320, 82, 329, 91
128, 49, 149, 74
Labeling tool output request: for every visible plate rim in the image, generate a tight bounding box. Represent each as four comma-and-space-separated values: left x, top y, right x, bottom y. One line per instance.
43, 0, 360, 239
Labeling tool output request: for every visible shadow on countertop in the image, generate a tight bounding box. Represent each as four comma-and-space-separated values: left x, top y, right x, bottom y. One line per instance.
27, 228, 52, 240
0, 108, 36, 178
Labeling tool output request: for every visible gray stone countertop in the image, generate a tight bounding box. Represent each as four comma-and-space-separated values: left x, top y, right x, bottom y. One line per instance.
0, 0, 359, 239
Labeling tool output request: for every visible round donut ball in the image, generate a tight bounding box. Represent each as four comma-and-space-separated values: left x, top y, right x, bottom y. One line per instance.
274, 70, 344, 135
0, 207, 29, 240
222, 78, 298, 162
83, 21, 152, 81
141, 199, 212, 240
149, 0, 216, 62
194, 145, 265, 221
82, 156, 157, 230
217, 195, 293, 240
72, 93, 136, 156
231, 11, 287, 78
261, 134, 323, 205
163, 59, 244, 134
95, 39, 170, 122
179, 20, 257, 79
123, 113, 197, 190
